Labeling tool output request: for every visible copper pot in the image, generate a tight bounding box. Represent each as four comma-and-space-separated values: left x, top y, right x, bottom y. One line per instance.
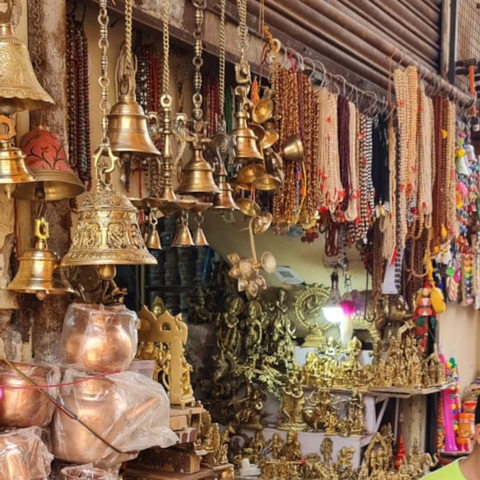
0, 361, 60, 428
60, 303, 138, 372
0, 428, 52, 480
52, 373, 157, 466
60, 466, 109, 480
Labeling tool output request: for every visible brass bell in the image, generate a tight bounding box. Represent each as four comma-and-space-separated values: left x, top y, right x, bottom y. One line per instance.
62, 145, 157, 267
0, 116, 35, 194
192, 211, 209, 247
13, 126, 85, 201
236, 163, 266, 185
236, 198, 261, 217
248, 123, 266, 144
232, 110, 263, 164
212, 165, 239, 211
283, 135, 304, 162
0, 0, 54, 111
145, 212, 161, 250
8, 218, 74, 299
171, 213, 195, 248
253, 150, 282, 191
251, 98, 274, 124
262, 121, 279, 149
176, 140, 220, 195
107, 74, 160, 158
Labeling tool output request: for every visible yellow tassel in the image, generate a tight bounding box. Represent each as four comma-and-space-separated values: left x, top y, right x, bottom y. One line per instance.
441, 129, 448, 139
441, 224, 447, 239
431, 286, 446, 314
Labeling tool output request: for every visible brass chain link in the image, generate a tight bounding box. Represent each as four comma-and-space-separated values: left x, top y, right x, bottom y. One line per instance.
236, 0, 248, 59
191, 0, 206, 129
98, 0, 111, 145
161, 0, 170, 95
124, 0, 133, 75
218, 0, 226, 123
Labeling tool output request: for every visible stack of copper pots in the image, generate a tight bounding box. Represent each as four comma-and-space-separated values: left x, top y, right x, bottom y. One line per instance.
0, 362, 60, 480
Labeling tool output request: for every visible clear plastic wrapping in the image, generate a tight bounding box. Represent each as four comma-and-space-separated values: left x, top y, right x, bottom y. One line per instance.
60, 303, 139, 373
0, 361, 60, 428
52, 369, 177, 467
59, 465, 111, 480
0, 427, 53, 480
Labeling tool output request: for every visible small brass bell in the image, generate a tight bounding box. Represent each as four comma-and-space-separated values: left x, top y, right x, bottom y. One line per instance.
62, 145, 157, 267
145, 213, 161, 250
212, 165, 239, 211
232, 110, 263, 164
251, 98, 274, 124
192, 211, 209, 247
253, 150, 282, 191
0, 116, 35, 193
171, 213, 195, 248
283, 135, 304, 162
13, 126, 85, 201
107, 74, 160, 158
236, 163, 266, 185
262, 121, 279, 150
0, 0, 54, 111
176, 140, 220, 195
236, 198, 261, 217
8, 218, 74, 299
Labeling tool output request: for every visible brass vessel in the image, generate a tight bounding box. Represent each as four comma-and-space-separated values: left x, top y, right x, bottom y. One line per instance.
232, 110, 263, 164
62, 146, 157, 267
107, 75, 160, 158
176, 141, 220, 195
0, 428, 52, 480
0, 0, 54, 111
60, 466, 109, 480
60, 303, 138, 373
13, 127, 85, 201
0, 361, 60, 428
52, 375, 155, 466
7, 218, 73, 298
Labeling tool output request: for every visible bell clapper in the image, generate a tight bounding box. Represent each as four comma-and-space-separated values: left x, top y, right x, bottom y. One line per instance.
97, 264, 127, 306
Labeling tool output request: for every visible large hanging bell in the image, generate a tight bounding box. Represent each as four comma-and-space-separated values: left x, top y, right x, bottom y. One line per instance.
12, 127, 85, 200
8, 218, 73, 299
62, 146, 157, 267
176, 141, 220, 195
0, 0, 54, 111
232, 110, 263, 164
0, 116, 35, 192
107, 74, 160, 158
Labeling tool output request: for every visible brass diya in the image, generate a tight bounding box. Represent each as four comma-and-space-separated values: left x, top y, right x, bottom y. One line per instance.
62, 145, 157, 267
0, 0, 54, 111
8, 218, 74, 299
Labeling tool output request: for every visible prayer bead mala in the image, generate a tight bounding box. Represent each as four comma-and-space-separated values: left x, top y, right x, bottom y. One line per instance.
344, 102, 359, 224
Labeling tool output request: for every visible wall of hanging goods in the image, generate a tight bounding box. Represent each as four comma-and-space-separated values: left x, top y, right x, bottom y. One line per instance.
1, 0, 480, 478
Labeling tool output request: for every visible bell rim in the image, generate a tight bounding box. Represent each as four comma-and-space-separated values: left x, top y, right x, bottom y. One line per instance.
61, 250, 158, 267
12, 171, 86, 200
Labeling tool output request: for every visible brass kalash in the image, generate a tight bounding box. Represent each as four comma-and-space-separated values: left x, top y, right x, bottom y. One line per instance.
8, 217, 73, 299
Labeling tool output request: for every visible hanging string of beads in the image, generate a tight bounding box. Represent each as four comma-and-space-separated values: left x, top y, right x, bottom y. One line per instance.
66, 10, 91, 183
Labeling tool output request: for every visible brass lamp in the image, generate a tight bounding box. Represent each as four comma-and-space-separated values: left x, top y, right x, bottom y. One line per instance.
0, 0, 54, 111
8, 218, 73, 299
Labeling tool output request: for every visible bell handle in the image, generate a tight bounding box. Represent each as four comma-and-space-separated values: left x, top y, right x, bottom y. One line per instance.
0, 115, 16, 140
0, 0, 13, 24
119, 73, 136, 98
93, 143, 119, 181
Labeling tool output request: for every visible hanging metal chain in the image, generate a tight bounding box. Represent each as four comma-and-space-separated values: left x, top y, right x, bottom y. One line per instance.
162, 0, 170, 95
218, 0, 226, 122
236, 0, 248, 60
98, 0, 111, 145
124, 0, 133, 76
191, 0, 206, 131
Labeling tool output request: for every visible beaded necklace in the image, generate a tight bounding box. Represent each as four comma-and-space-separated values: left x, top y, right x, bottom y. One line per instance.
444, 100, 457, 236
431, 95, 444, 250
66, 14, 92, 184
337, 95, 351, 216
344, 102, 359, 224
